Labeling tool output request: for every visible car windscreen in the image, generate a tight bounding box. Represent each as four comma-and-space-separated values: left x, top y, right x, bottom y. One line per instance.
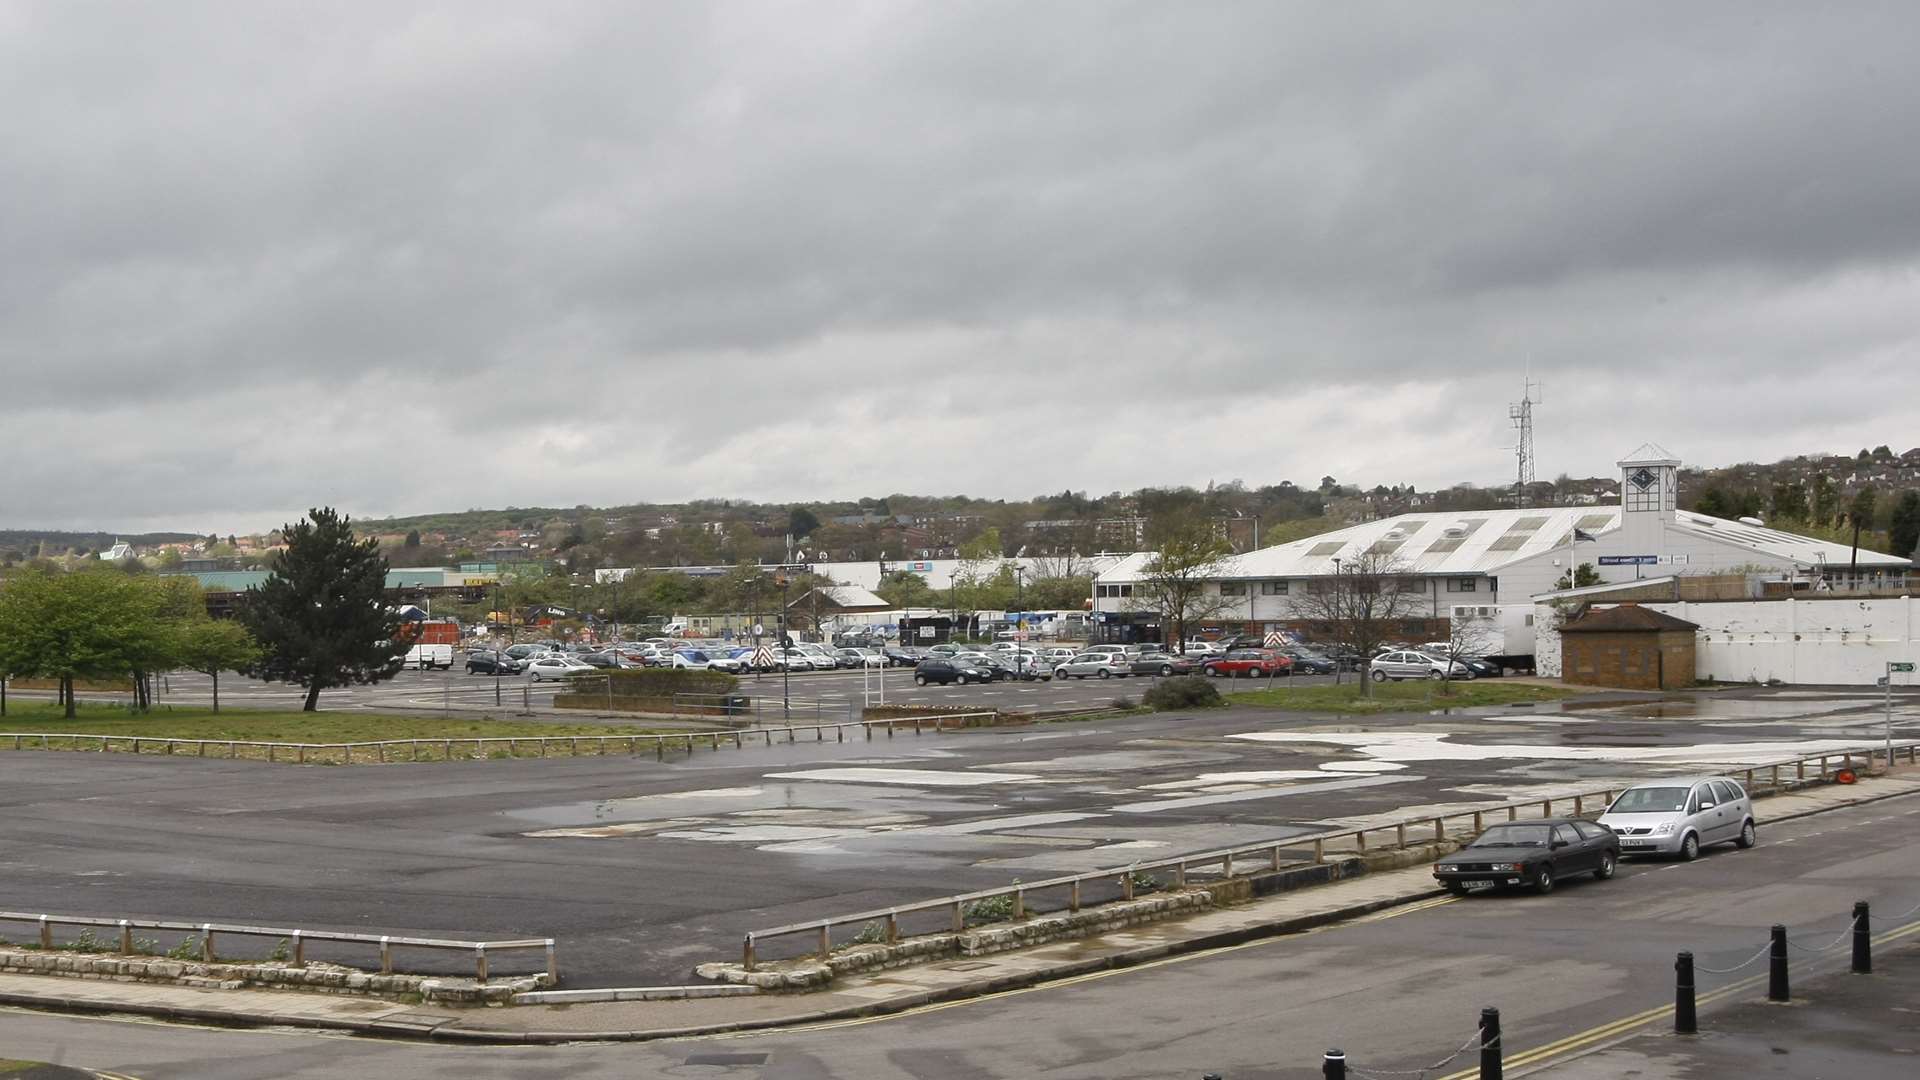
1469, 825, 1552, 848
1609, 787, 1689, 813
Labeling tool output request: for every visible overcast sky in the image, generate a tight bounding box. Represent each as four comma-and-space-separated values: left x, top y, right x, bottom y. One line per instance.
5, 2, 1919, 534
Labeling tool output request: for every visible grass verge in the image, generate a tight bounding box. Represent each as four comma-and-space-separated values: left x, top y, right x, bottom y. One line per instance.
1231, 679, 1577, 714
0, 704, 679, 763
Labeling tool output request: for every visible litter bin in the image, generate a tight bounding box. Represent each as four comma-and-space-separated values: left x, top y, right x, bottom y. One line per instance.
723, 694, 751, 717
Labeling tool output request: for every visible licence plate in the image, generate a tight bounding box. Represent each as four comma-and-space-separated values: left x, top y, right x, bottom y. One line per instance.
1462, 880, 1495, 889
1620, 840, 1653, 849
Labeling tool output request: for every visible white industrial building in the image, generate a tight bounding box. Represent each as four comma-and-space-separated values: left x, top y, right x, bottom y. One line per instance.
1090, 444, 1912, 644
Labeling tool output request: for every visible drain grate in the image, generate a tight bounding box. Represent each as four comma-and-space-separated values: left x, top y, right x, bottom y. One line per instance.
684, 1052, 770, 1066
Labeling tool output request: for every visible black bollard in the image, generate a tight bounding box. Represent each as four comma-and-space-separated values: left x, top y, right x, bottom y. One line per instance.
1674, 951, 1697, 1034
1322, 1049, 1347, 1079
1852, 901, 1872, 974
1479, 1006, 1503, 1080
1768, 924, 1790, 1002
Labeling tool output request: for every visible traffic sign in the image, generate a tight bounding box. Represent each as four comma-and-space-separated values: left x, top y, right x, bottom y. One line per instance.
1263, 631, 1285, 648
753, 623, 765, 637
1892, 662, 1916, 674
750, 646, 777, 669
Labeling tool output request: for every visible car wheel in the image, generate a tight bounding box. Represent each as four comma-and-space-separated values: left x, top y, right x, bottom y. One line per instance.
1462, 669, 1477, 680
956, 674, 969, 684
1160, 664, 1173, 677
1737, 820, 1757, 849
1370, 669, 1387, 682
1427, 670, 1444, 680
1097, 669, 1110, 679
915, 675, 929, 688
1678, 833, 1700, 861
1594, 852, 1617, 880
1533, 865, 1555, 895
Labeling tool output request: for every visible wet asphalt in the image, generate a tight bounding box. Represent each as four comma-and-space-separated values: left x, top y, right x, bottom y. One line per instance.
1, 688, 1916, 987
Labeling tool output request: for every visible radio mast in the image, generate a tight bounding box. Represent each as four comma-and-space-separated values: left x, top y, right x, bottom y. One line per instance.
1508, 380, 1539, 506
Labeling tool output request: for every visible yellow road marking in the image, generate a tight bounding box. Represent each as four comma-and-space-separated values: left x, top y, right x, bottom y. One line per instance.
1434, 918, 1920, 1078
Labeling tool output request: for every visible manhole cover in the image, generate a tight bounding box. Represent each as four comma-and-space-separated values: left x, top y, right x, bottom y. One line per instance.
684, 1053, 769, 1066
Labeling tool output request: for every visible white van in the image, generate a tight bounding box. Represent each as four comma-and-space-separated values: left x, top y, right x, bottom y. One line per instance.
404, 643, 454, 670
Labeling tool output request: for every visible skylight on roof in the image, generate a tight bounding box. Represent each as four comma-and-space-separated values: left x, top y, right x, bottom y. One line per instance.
1306, 541, 1346, 557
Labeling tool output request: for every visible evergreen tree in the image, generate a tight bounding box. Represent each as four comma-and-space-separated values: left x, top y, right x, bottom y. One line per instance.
1890, 491, 1920, 561
239, 507, 403, 711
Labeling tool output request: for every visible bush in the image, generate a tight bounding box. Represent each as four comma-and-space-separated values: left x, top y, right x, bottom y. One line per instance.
1142, 676, 1224, 711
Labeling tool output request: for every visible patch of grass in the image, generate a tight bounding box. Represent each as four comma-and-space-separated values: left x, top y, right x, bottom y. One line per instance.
0, 703, 678, 763
1127, 871, 1162, 894
1233, 680, 1577, 715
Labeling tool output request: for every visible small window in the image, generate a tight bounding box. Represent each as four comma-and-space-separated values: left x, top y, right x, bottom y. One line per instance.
1723, 780, 1746, 801
1552, 824, 1580, 846
1571, 821, 1609, 841
1710, 780, 1739, 804
1448, 577, 1477, 593
1220, 581, 1246, 597
1120, 584, 1133, 597
1261, 580, 1289, 595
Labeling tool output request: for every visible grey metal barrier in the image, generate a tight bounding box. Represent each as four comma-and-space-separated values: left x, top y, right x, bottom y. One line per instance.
0, 910, 554, 983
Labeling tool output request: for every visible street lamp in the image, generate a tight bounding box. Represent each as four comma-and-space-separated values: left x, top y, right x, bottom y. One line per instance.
775, 574, 791, 719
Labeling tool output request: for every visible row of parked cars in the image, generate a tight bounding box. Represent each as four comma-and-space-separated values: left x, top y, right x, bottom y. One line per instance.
1433, 775, 1759, 896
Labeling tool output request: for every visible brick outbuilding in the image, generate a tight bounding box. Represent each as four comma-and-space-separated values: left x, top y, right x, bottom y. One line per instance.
1558, 604, 1699, 690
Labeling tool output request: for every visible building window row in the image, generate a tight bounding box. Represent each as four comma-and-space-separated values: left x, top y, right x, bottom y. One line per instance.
1220, 581, 1246, 597
1096, 584, 1135, 599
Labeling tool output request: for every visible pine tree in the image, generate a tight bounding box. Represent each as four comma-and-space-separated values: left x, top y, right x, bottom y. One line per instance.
239, 507, 403, 711
1891, 491, 1920, 561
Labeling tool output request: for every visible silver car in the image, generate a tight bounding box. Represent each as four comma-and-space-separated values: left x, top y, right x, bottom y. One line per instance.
1369, 650, 1473, 681
1596, 776, 1757, 860
1054, 652, 1131, 679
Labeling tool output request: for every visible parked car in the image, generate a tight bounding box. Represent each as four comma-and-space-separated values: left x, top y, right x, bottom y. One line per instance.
1369, 650, 1474, 682
1008, 655, 1054, 681
577, 650, 635, 669
1597, 777, 1757, 861
973, 654, 1020, 681
526, 656, 596, 681
465, 650, 524, 676
1054, 652, 1132, 679
834, 647, 886, 668
1320, 646, 1369, 672
503, 643, 546, 661
1422, 644, 1503, 678
1131, 651, 1205, 677
1203, 649, 1293, 678
1432, 819, 1620, 895
913, 658, 990, 686
1037, 647, 1077, 665
670, 649, 717, 670
882, 646, 923, 667
1183, 639, 1225, 656
705, 650, 751, 674
1280, 649, 1338, 676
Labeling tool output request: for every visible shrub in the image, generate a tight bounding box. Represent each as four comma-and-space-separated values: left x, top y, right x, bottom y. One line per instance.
603, 669, 740, 697
1110, 696, 1138, 711
1142, 676, 1225, 711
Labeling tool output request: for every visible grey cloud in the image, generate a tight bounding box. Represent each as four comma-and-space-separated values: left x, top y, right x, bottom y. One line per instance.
4, 2, 1920, 531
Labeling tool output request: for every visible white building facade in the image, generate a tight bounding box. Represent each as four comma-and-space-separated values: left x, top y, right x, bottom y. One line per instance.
1090, 443, 1911, 644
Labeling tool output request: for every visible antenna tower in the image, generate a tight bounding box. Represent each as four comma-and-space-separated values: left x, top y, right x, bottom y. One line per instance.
1507, 380, 1539, 506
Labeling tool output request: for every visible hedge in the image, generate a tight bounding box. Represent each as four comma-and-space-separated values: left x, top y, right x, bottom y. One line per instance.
605, 669, 740, 697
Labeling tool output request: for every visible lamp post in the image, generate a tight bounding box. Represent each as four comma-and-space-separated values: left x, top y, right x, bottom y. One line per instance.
1331, 557, 1343, 686
776, 574, 791, 719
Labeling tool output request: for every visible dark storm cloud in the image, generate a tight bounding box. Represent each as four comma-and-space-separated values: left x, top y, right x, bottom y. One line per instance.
3, 1, 1919, 531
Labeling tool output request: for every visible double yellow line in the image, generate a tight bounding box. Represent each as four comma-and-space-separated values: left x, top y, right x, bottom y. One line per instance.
1435, 918, 1920, 1078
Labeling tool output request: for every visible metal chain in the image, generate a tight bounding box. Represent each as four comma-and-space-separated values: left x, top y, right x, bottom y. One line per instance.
1694, 940, 1773, 975
1348, 1030, 1487, 1080
1886, 896, 1920, 922
1788, 914, 1863, 953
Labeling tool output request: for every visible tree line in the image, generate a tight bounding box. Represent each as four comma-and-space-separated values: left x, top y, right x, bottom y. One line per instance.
0, 508, 407, 716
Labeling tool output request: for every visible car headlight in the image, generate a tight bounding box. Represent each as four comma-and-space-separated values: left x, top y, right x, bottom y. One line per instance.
1653, 822, 1677, 836
1436, 864, 1458, 873
1489, 863, 1520, 872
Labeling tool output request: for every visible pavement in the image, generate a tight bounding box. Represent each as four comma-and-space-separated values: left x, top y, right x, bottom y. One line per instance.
1541, 937, 1920, 1078
0, 770, 1912, 1051
4, 686, 1917, 988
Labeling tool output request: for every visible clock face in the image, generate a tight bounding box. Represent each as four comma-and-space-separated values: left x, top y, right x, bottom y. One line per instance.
1629, 467, 1657, 490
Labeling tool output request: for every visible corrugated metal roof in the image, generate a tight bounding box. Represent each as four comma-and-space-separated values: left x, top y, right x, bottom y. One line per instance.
1095, 504, 1911, 584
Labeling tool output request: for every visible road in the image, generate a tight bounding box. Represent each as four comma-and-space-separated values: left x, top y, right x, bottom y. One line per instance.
2, 688, 1914, 987
5, 791, 1916, 1078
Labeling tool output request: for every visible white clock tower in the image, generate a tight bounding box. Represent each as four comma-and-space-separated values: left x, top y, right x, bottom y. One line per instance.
1617, 442, 1679, 555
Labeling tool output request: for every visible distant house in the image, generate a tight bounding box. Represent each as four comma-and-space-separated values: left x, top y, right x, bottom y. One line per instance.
102, 540, 135, 562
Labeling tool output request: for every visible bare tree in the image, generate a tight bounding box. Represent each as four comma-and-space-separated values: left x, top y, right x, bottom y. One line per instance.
1135, 516, 1234, 650
1287, 550, 1427, 697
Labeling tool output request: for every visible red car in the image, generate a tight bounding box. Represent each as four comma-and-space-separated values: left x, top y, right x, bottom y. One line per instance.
1203, 649, 1294, 678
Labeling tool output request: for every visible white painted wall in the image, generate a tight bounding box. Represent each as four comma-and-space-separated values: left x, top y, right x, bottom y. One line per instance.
1535, 596, 1920, 686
